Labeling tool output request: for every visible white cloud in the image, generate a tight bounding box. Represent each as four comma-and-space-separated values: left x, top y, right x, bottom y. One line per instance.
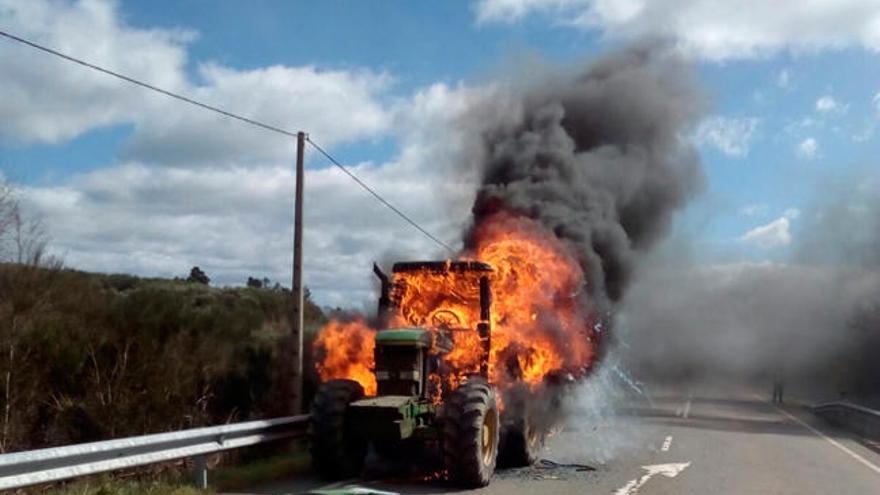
740, 204, 768, 217
853, 95, 878, 141
22, 141, 476, 308
123, 64, 393, 166
815, 96, 836, 112
25, 160, 451, 306
14, 78, 490, 308
797, 117, 820, 129
797, 137, 818, 159
694, 116, 759, 157
736, 207, 799, 248
474, 0, 593, 24
739, 216, 793, 248
0, 0, 191, 145
473, 0, 880, 60
815, 95, 848, 115
776, 69, 791, 88
0, 0, 393, 161
852, 124, 875, 142
4, 0, 496, 307
782, 117, 818, 140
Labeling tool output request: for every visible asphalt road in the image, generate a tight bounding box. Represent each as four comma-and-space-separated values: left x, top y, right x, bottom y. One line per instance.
229, 385, 880, 495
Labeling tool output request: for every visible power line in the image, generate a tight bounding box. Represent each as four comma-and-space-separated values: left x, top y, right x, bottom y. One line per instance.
0, 29, 300, 139
0, 28, 455, 254
306, 138, 455, 253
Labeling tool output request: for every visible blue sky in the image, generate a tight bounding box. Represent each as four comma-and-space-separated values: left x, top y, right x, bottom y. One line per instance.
1, 0, 879, 306
123, 2, 604, 85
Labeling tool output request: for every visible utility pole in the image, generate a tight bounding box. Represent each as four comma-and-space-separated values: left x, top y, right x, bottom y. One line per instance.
290, 131, 306, 414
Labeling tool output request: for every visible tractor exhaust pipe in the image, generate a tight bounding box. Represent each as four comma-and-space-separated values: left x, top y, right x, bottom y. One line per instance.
374, 262, 391, 328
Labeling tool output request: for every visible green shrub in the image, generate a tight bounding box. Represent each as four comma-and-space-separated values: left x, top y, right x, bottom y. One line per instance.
0, 266, 326, 452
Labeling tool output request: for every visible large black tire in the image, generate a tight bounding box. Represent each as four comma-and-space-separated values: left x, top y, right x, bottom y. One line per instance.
443, 379, 500, 487
309, 379, 367, 480
499, 417, 544, 467
498, 382, 546, 467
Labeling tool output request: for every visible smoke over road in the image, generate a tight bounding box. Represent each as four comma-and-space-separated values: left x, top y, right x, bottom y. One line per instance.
620, 179, 880, 401
463, 45, 705, 307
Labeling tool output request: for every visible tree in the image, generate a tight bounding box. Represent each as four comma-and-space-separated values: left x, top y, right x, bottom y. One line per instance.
246, 276, 263, 289
187, 266, 210, 285
0, 182, 61, 451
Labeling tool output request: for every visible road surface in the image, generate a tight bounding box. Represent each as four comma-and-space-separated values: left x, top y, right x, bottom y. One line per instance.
228, 385, 880, 494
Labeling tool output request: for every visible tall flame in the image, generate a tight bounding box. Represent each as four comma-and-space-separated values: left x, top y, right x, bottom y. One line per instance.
312, 319, 376, 395
312, 213, 596, 396
476, 213, 595, 386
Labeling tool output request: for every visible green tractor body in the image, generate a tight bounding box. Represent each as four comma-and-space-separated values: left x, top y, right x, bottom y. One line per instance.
311, 261, 532, 487
348, 327, 443, 444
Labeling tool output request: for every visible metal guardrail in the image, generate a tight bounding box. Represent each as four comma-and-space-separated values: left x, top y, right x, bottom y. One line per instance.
812, 401, 880, 440
0, 414, 310, 491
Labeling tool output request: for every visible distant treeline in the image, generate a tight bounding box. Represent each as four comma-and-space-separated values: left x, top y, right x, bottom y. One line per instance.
0, 264, 326, 453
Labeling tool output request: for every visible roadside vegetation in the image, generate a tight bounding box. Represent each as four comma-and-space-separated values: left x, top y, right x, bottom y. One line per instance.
0, 266, 326, 452
0, 183, 326, 453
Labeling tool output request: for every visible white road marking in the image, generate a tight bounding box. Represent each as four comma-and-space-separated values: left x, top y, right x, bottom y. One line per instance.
682, 397, 692, 419
661, 435, 673, 452
772, 404, 880, 476
614, 462, 691, 495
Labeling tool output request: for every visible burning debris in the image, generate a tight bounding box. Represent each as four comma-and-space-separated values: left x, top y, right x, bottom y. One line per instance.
309, 45, 704, 486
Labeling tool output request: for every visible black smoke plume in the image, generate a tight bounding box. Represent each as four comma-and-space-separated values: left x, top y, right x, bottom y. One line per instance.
464, 45, 705, 305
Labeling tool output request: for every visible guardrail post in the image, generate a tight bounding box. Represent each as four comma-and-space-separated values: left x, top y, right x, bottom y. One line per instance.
193, 455, 208, 489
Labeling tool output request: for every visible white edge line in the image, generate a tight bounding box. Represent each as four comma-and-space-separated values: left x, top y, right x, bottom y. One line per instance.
773, 403, 880, 475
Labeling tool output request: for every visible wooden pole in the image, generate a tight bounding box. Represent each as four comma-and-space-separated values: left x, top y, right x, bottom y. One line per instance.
290, 131, 305, 414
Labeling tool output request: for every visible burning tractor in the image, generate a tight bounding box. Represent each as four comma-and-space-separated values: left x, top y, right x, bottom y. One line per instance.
310, 261, 559, 487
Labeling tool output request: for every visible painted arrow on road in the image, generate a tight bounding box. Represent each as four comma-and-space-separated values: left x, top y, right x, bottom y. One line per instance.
614, 462, 691, 495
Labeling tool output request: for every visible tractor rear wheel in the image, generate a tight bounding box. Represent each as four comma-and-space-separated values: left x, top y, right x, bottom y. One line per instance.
309, 379, 367, 480
443, 379, 499, 487
498, 382, 545, 467
499, 417, 544, 467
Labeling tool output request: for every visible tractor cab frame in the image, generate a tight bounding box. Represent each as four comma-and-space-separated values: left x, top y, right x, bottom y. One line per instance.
374, 260, 493, 379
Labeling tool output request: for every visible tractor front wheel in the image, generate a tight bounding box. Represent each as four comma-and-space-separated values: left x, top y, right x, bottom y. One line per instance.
309, 379, 367, 480
443, 379, 499, 487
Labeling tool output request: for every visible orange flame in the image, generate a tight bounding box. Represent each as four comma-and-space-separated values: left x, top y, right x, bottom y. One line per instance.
475, 214, 595, 386
312, 319, 376, 395
389, 265, 485, 395
312, 213, 596, 397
